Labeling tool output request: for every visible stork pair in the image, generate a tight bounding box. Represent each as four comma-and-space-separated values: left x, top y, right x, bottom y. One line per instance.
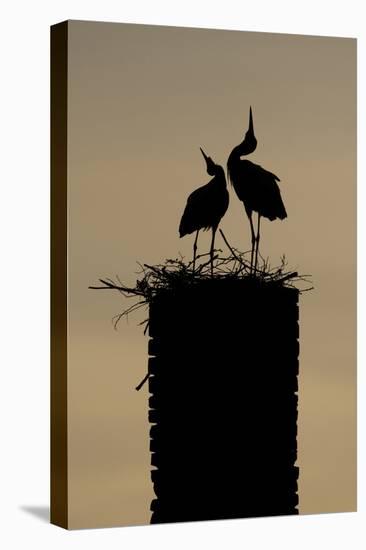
179, 107, 287, 276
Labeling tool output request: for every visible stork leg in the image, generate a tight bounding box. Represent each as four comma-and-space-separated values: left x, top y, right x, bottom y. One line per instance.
254, 214, 261, 274
248, 213, 256, 275
193, 229, 199, 273
210, 226, 217, 277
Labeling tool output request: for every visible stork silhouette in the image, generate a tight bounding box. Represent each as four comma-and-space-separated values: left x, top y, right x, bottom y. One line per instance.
227, 107, 287, 274
179, 148, 229, 276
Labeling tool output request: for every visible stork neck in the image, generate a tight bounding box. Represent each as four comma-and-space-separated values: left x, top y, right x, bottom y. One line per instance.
213, 166, 227, 186
228, 145, 243, 168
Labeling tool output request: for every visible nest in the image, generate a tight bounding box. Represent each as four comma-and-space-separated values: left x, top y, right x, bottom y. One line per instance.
89, 230, 313, 332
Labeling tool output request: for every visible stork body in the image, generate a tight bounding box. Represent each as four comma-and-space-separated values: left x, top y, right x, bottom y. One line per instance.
179, 149, 229, 275
227, 108, 287, 273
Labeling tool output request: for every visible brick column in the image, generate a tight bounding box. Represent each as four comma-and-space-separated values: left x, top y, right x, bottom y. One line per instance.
148, 279, 299, 524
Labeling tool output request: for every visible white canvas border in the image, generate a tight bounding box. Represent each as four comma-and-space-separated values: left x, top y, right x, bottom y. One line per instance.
0, 1, 364, 549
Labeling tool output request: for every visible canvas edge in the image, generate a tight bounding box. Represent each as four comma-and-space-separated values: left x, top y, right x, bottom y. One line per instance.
50, 20, 68, 530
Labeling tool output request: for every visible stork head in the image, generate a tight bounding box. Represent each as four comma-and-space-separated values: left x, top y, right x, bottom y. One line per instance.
200, 147, 219, 176
240, 106, 257, 155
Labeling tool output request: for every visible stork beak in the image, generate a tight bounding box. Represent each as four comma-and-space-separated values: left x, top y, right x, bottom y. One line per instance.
240, 106, 257, 155
200, 147, 209, 162
248, 106, 254, 135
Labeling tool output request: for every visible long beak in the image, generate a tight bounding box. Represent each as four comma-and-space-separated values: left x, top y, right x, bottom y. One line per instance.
248, 106, 254, 134
240, 106, 257, 155
200, 147, 209, 162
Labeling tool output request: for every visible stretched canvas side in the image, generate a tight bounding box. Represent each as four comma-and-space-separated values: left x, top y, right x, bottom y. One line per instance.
50, 20, 68, 530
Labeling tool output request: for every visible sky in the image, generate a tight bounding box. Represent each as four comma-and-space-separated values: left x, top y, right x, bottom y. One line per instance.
65, 20, 356, 528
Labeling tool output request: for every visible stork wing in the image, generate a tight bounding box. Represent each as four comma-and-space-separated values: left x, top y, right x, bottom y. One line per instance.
233, 160, 286, 220
179, 182, 214, 236
179, 179, 229, 236
244, 160, 280, 182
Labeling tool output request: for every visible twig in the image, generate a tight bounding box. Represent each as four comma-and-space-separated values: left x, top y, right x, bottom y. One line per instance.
219, 229, 249, 271
196, 253, 220, 272
143, 264, 163, 275
88, 278, 143, 295
275, 271, 299, 284
135, 372, 150, 391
